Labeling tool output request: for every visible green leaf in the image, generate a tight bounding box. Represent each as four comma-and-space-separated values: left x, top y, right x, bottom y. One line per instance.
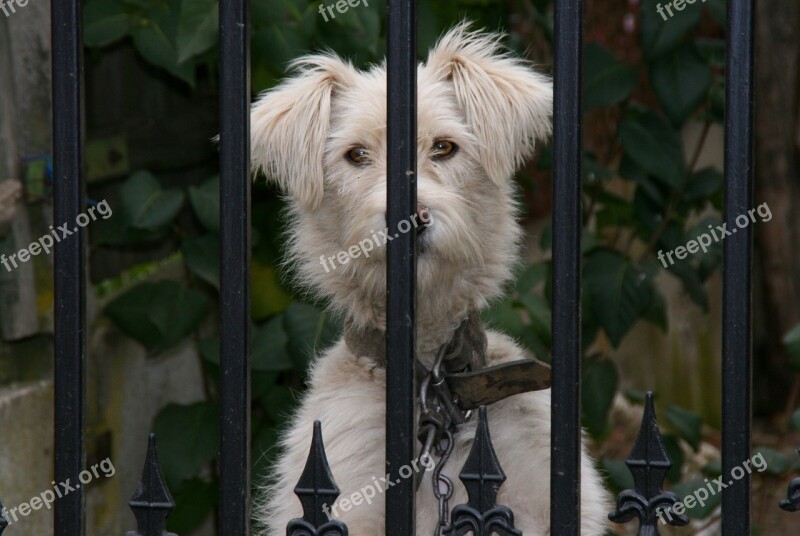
683, 167, 723, 201
121, 171, 185, 231
619, 109, 684, 187
649, 43, 712, 124
91, 210, 171, 246
666, 261, 708, 310
175, 0, 219, 63
252, 260, 293, 320
516, 291, 552, 351
283, 303, 341, 371
583, 44, 637, 109
105, 280, 210, 351
601, 459, 634, 493
198, 334, 219, 364
642, 289, 668, 330
704, 0, 726, 25
682, 216, 723, 281
252, 371, 280, 400
640, 0, 702, 60
584, 250, 656, 347
131, 0, 196, 85
166, 478, 216, 533
662, 434, 685, 482
783, 323, 800, 369
695, 37, 726, 68
582, 359, 619, 437
513, 263, 548, 294
84, 0, 129, 47
753, 447, 791, 475
664, 404, 703, 450
702, 459, 721, 475
252, 426, 279, 481
632, 184, 664, 236
333, 3, 381, 56
153, 402, 219, 485
260, 385, 297, 423
181, 235, 219, 289
483, 298, 550, 360
188, 176, 220, 234
252, 316, 294, 371
624, 389, 648, 404
791, 408, 800, 432
583, 153, 614, 182
253, 23, 309, 73
670, 477, 722, 519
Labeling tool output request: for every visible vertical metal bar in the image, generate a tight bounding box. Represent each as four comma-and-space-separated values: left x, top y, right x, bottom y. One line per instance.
51, 0, 86, 533
551, 0, 583, 533
218, 0, 251, 532
385, 0, 417, 533
722, 0, 755, 533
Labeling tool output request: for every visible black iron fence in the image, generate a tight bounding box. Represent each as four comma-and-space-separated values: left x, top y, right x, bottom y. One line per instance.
31, 0, 799, 534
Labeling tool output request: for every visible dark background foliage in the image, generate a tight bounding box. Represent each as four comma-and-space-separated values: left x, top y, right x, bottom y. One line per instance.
77, 0, 800, 532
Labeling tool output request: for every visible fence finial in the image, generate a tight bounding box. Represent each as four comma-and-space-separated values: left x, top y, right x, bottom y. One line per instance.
780, 447, 800, 512
444, 406, 520, 536
126, 433, 177, 536
609, 392, 688, 535
0, 500, 9, 534
286, 421, 348, 535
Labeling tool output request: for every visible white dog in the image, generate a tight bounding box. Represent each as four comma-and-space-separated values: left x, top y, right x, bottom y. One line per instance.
251, 23, 610, 535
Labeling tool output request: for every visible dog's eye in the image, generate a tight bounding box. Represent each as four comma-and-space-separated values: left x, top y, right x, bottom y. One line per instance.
346, 146, 369, 166
432, 140, 458, 160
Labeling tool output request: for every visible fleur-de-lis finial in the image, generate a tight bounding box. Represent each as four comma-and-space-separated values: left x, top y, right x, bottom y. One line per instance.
0, 500, 9, 535
286, 421, 349, 536
609, 392, 688, 535
126, 433, 177, 536
444, 406, 521, 536
780, 447, 800, 512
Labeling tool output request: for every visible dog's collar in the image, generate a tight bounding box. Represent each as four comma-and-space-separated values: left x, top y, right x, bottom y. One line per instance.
344, 309, 487, 371
344, 310, 552, 410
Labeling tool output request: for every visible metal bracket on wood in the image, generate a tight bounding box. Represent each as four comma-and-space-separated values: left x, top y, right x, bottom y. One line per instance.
444, 406, 520, 536
286, 421, 349, 536
125, 433, 177, 536
609, 392, 688, 535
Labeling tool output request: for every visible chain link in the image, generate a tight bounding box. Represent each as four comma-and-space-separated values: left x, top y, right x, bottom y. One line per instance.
417, 345, 467, 535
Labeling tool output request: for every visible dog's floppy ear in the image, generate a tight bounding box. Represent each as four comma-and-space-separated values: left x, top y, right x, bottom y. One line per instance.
251, 54, 355, 210
426, 23, 553, 185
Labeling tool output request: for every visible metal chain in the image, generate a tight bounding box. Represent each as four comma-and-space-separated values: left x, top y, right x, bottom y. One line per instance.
417, 345, 466, 535
432, 429, 454, 536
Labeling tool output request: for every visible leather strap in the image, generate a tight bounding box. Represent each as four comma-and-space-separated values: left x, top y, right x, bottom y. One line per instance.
442, 358, 551, 410
344, 311, 552, 409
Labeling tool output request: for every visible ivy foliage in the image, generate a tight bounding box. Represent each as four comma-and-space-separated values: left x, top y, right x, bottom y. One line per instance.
83, 0, 739, 530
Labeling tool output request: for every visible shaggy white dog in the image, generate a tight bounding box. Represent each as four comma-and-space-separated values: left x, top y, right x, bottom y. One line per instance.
251, 23, 610, 535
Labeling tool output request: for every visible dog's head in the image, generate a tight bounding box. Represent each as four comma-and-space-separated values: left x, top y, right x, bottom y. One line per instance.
251, 23, 552, 330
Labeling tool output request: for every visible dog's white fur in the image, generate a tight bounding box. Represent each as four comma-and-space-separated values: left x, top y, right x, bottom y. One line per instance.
251, 23, 610, 535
